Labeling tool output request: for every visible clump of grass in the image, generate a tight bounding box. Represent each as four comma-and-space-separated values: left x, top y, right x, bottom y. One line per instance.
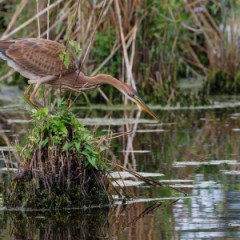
4, 100, 111, 209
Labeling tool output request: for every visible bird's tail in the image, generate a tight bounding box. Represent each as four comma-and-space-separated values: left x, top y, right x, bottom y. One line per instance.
0, 40, 15, 54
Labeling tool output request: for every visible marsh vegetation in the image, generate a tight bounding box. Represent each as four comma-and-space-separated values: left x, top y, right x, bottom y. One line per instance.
0, 0, 240, 239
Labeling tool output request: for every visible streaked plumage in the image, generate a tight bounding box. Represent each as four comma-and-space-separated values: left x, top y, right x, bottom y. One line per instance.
0, 38, 158, 120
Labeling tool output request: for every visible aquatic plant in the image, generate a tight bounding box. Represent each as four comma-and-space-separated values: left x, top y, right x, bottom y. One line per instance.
4, 100, 111, 209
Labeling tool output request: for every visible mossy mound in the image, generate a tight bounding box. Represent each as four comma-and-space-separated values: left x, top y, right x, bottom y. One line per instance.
4, 101, 111, 209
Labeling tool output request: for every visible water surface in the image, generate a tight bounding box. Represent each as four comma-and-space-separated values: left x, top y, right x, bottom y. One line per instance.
1, 98, 240, 239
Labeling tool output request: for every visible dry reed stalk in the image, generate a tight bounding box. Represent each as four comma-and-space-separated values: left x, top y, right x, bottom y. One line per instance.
40, 1, 73, 39
79, 0, 108, 71
47, 0, 50, 40
1, 0, 64, 40
185, 0, 209, 8
114, 0, 135, 89
129, 25, 138, 74
2, 0, 28, 37
37, 0, 41, 38
199, 3, 238, 73
0, 70, 15, 82
187, 44, 208, 75
183, 1, 223, 74
123, 110, 141, 169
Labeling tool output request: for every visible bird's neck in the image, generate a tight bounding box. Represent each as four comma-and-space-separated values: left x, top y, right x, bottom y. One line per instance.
80, 73, 125, 92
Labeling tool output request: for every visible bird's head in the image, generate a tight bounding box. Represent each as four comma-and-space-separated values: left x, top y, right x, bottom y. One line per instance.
121, 84, 158, 120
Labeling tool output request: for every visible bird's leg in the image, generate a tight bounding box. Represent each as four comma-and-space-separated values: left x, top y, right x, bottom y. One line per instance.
27, 76, 55, 109
23, 84, 38, 108
29, 82, 43, 109
24, 84, 33, 99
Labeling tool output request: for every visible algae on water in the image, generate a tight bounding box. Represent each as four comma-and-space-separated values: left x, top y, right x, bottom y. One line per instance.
5, 101, 111, 209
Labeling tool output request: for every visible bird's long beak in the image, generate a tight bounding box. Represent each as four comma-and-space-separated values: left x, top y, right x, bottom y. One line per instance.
133, 95, 158, 120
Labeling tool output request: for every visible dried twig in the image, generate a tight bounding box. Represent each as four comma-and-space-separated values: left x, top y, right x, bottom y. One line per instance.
1, 0, 64, 40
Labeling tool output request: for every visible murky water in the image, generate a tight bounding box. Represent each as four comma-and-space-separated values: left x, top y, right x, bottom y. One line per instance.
1, 98, 240, 239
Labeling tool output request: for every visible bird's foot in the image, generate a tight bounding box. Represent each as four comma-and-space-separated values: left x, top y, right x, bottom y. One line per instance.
23, 96, 55, 115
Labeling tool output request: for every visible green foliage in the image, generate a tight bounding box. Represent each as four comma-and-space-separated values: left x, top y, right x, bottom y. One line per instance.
59, 51, 70, 69
92, 31, 121, 76
140, 0, 189, 81
64, 15, 75, 41
69, 39, 81, 58
59, 39, 81, 69
17, 99, 108, 169
206, 70, 240, 95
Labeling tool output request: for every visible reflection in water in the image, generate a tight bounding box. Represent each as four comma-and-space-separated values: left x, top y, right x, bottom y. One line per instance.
1, 208, 109, 239
0, 201, 177, 240
173, 174, 240, 239
122, 109, 142, 169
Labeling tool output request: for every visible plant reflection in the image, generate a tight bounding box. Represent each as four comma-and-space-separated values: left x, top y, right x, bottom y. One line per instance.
0, 200, 177, 240
122, 109, 141, 169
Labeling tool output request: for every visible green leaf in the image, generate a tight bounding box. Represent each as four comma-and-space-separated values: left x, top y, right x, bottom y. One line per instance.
52, 121, 68, 136
64, 15, 75, 41
15, 144, 23, 152
69, 40, 82, 58
52, 136, 61, 144
57, 97, 63, 108
33, 108, 49, 118
64, 52, 70, 69
74, 142, 80, 153
59, 52, 65, 62
82, 146, 99, 168
40, 138, 48, 148
62, 142, 68, 152
59, 51, 70, 69
32, 109, 37, 114
24, 150, 32, 159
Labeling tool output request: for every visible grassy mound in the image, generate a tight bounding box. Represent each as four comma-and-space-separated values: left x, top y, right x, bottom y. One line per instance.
4, 101, 111, 209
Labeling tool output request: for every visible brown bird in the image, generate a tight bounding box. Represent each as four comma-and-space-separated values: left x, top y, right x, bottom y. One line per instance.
0, 38, 158, 120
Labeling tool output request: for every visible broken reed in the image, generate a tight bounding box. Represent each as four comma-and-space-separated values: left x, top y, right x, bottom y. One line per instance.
4, 102, 111, 209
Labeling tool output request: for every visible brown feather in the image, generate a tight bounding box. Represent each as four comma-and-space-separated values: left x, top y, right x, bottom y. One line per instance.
47, 72, 99, 92
0, 40, 16, 54
0, 38, 77, 78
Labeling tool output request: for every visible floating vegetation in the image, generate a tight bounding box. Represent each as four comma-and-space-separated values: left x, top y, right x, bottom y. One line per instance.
4, 101, 111, 209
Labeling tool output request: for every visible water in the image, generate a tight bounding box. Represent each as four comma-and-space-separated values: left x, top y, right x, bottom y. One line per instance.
1, 98, 240, 239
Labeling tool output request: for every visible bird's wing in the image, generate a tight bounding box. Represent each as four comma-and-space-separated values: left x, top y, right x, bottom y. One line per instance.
0, 38, 77, 78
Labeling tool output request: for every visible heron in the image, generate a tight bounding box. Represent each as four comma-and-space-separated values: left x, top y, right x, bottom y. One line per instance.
0, 38, 158, 120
